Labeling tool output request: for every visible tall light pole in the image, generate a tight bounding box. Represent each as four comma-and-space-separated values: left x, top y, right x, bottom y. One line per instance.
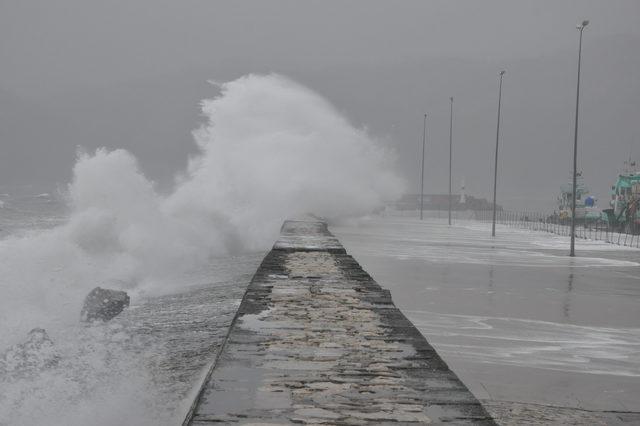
570, 20, 589, 257
492, 70, 506, 237
420, 113, 427, 220
448, 97, 454, 226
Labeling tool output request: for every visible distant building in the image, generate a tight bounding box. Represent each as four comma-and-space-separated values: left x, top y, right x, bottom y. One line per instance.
396, 194, 500, 211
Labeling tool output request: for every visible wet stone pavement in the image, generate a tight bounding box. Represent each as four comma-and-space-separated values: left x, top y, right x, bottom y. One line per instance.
186, 220, 495, 425
481, 401, 640, 426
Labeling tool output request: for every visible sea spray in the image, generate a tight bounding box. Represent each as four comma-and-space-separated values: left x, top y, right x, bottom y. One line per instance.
169, 73, 404, 249
1, 74, 404, 343
0, 74, 404, 424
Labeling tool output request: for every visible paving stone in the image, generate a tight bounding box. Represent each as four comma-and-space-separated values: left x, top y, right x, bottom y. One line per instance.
185, 220, 496, 425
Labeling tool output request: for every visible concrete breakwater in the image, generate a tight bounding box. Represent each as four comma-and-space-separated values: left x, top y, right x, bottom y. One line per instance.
185, 219, 496, 425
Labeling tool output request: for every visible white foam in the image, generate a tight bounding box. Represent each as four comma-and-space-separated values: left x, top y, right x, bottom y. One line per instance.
0, 74, 405, 425
0, 74, 404, 348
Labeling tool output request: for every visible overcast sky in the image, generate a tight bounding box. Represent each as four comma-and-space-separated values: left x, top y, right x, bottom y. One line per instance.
1, 0, 639, 210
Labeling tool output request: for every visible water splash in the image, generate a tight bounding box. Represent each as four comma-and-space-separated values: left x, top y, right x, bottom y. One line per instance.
0, 74, 404, 424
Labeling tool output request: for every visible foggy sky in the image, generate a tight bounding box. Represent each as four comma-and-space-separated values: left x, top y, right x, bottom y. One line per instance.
1, 0, 639, 210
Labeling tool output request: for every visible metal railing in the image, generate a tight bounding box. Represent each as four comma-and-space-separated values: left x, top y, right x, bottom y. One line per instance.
389, 208, 640, 249
474, 209, 640, 249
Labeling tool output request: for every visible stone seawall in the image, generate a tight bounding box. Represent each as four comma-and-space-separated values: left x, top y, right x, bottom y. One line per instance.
184, 219, 496, 425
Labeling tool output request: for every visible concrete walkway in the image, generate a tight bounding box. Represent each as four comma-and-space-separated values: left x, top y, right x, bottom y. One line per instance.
185, 220, 496, 425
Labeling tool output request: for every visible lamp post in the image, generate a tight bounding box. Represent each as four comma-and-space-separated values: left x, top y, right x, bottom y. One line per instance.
449, 97, 454, 226
570, 20, 589, 257
420, 113, 427, 220
492, 70, 506, 237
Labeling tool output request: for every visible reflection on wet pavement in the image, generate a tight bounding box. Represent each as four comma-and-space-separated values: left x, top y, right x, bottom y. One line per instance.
333, 216, 640, 416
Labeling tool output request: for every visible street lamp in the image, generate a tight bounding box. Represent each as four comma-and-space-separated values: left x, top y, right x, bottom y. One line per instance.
570, 20, 589, 257
492, 70, 506, 237
420, 113, 427, 220
449, 97, 454, 226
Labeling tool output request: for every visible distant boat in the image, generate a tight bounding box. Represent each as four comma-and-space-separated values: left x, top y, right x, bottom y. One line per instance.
603, 160, 640, 233
556, 173, 601, 221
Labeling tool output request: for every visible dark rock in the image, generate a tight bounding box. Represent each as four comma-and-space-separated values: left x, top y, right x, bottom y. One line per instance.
80, 286, 130, 322
0, 328, 60, 376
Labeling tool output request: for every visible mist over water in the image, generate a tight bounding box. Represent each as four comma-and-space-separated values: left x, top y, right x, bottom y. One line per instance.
170, 74, 404, 249
0, 74, 404, 425
1, 73, 403, 345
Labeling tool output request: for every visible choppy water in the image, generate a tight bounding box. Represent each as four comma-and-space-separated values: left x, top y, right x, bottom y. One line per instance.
0, 75, 406, 425
0, 194, 263, 425
0, 192, 67, 238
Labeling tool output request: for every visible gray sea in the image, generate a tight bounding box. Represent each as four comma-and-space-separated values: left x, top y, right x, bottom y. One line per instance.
0, 190, 264, 426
